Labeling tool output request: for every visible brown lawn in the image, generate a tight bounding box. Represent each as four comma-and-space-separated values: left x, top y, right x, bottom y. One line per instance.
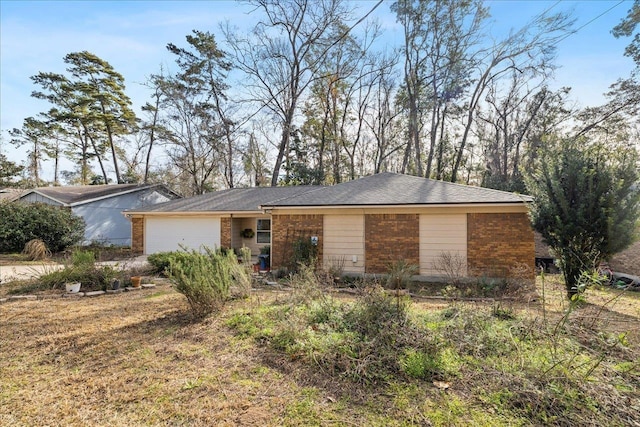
1, 276, 639, 426
0, 286, 304, 426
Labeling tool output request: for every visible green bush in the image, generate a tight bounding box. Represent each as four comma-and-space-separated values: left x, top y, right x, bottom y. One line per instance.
289, 237, 317, 270
148, 251, 185, 275
345, 284, 409, 338
168, 247, 242, 318
71, 249, 95, 267
0, 202, 85, 253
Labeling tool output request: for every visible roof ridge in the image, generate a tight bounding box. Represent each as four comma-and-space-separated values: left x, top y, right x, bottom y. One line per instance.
259, 185, 325, 206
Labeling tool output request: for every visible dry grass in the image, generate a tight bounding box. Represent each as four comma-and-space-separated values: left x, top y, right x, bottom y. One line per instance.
0, 285, 304, 426
21, 239, 51, 261
1, 275, 639, 426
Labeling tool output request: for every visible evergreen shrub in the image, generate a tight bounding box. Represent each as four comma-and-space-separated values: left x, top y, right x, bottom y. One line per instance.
0, 202, 85, 253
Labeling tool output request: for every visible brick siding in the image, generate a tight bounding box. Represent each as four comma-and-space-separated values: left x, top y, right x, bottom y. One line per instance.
272, 214, 323, 269
131, 217, 144, 254
365, 213, 419, 274
467, 213, 534, 278
220, 217, 231, 249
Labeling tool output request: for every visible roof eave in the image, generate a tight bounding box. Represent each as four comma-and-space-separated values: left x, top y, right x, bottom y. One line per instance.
68, 185, 158, 207
123, 209, 265, 216
261, 201, 532, 210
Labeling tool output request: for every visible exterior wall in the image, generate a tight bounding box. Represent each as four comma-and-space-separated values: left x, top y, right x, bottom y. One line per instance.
220, 218, 232, 248
467, 213, 534, 278
21, 193, 63, 206
131, 217, 144, 254
22, 189, 173, 246
231, 216, 270, 259
365, 213, 419, 274
74, 190, 174, 246
272, 214, 323, 269
135, 204, 533, 278
420, 214, 467, 276
323, 214, 365, 274
230, 218, 243, 250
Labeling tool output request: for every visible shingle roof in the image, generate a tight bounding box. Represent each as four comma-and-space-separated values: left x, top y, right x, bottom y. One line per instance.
262, 172, 532, 207
21, 184, 175, 206
0, 188, 25, 202
129, 173, 530, 214
129, 185, 319, 213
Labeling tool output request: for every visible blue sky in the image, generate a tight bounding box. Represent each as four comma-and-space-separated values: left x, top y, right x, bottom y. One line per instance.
0, 0, 636, 172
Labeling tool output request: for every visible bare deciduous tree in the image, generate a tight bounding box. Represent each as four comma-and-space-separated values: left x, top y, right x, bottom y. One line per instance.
224, 0, 353, 186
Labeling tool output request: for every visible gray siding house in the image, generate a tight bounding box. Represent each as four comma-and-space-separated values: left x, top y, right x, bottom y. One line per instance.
19, 184, 179, 246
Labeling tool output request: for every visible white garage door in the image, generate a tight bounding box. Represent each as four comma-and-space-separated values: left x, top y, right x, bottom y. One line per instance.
145, 217, 221, 254
420, 214, 467, 276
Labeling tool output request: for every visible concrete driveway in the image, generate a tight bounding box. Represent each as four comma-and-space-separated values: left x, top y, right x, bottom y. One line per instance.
0, 256, 150, 283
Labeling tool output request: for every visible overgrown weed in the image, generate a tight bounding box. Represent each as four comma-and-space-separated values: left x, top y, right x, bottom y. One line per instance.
168, 246, 251, 319
226, 272, 639, 425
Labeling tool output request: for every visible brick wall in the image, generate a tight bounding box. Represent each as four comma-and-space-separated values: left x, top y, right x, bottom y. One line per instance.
272, 214, 323, 269
365, 213, 419, 274
467, 213, 534, 278
220, 217, 231, 249
131, 217, 144, 254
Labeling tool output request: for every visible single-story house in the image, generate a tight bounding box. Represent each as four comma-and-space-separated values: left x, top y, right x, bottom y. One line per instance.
18, 184, 180, 246
126, 173, 535, 280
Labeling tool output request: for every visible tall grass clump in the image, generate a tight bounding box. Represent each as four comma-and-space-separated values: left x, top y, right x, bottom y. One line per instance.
35, 248, 115, 291
386, 259, 418, 291
231, 247, 253, 299
168, 247, 247, 318
22, 239, 51, 261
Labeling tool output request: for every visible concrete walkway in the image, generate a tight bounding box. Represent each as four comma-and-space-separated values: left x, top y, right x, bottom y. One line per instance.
0, 256, 150, 283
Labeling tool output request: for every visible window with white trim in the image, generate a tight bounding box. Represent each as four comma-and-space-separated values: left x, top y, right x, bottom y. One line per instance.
256, 219, 271, 243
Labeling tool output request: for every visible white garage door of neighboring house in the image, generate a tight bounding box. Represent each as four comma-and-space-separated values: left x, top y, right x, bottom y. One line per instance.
420, 214, 467, 276
145, 217, 221, 254
324, 214, 365, 274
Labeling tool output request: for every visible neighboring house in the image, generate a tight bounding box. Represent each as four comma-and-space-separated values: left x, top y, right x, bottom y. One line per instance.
535, 230, 640, 276
126, 173, 535, 280
609, 240, 640, 276
0, 188, 25, 202
18, 184, 180, 246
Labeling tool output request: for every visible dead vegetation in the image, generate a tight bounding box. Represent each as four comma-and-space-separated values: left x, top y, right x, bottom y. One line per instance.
0, 275, 638, 426
21, 239, 51, 261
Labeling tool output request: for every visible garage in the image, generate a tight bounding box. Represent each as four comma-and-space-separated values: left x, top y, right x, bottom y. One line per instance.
145, 217, 221, 254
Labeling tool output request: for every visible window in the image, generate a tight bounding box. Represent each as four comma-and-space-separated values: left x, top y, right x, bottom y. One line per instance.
256, 219, 271, 243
